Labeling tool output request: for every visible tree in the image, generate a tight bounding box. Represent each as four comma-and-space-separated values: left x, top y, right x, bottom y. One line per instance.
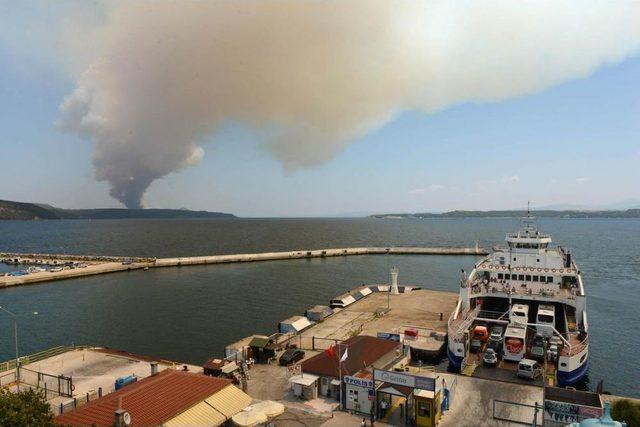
0, 388, 54, 427
611, 399, 640, 427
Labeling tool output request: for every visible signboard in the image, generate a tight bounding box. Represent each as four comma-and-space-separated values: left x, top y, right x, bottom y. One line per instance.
544, 400, 603, 425
344, 375, 374, 389
373, 369, 435, 391
377, 332, 401, 342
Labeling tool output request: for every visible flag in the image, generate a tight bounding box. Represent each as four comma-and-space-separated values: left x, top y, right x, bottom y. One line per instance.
339, 347, 348, 363
326, 345, 335, 358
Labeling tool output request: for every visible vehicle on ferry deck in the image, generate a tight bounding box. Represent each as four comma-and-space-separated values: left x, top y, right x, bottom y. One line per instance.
503, 324, 527, 362
517, 359, 542, 380
483, 348, 498, 367
536, 304, 556, 338
489, 325, 504, 344
510, 303, 529, 325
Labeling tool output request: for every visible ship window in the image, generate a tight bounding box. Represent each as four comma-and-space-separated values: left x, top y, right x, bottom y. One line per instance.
533, 275, 539, 282
513, 257, 517, 261
525, 275, 531, 281
505, 274, 510, 280
498, 273, 503, 279
538, 314, 554, 323
537, 258, 540, 262
560, 362, 567, 367
580, 354, 586, 363
547, 276, 553, 283
518, 275, 525, 281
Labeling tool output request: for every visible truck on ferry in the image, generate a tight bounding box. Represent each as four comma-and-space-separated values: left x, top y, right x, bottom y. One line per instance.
446, 208, 589, 386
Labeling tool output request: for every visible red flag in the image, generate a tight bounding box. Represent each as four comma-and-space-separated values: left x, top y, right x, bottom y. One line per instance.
326, 345, 335, 358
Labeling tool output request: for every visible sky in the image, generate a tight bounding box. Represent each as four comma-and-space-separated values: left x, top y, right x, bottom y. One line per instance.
1, 1, 639, 217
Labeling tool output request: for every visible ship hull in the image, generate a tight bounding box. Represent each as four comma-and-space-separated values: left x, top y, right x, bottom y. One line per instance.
446, 345, 463, 372
557, 357, 589, 386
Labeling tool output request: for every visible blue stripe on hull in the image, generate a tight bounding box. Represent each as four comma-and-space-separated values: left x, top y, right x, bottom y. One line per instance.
447, 346, 463, 372
557, 358, 589, 386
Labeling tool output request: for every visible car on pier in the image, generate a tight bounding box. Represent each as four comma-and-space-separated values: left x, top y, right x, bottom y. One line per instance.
279, 349, 305, 366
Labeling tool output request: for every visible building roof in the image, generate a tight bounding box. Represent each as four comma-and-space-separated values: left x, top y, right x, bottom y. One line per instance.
289, 374, 319, 386
54, 370, 233, 427
301, 335, 400, 378
248, 336, 271, 348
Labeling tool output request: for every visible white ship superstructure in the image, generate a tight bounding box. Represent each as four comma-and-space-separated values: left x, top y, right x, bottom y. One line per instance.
447, 210, 589, 386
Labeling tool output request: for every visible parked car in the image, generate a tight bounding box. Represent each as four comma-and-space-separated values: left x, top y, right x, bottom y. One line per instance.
529, 334, 545, 361
279, 349, 305, 366
489, 326, 504, 343
483, 348, 498, 367
470, 337, 482, 353
517, 359, 542, 380
487, 339, 503, 357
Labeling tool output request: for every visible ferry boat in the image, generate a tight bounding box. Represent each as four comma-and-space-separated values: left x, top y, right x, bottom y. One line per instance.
447, 209, 589, 386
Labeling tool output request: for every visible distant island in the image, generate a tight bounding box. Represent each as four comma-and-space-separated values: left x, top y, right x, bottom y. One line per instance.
0, 200, 236, 220
370, 209, 640, 219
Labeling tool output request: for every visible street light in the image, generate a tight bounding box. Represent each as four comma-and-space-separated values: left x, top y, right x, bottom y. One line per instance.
0, 305, 20, 391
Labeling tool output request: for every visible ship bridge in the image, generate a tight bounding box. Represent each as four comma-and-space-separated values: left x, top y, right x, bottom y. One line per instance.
505, 208, 551, 253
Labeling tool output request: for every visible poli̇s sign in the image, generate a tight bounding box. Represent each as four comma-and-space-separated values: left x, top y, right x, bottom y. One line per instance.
344, 376, 374, 389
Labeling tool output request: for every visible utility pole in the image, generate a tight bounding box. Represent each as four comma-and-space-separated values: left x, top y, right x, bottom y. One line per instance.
0, 306, 19, 391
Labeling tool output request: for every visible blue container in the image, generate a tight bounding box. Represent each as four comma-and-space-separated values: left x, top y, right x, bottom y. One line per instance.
115, 375, 137, 390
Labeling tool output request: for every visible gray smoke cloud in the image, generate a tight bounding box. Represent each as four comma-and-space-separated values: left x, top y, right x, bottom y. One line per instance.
58, 0, 640, 208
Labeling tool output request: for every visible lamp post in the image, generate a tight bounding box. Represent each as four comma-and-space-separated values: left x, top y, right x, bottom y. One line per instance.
0, 305, 20, 391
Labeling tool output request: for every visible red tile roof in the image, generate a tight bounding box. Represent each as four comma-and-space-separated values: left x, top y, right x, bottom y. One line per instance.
55, 369, 231, 426
301, 336, 400, 378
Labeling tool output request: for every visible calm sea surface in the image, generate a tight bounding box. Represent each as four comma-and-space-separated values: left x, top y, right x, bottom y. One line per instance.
0, 218, 638, 397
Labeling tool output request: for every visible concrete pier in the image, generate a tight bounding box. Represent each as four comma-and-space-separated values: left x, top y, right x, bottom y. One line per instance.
154, 246, 487, 267
0, 246, 487, 288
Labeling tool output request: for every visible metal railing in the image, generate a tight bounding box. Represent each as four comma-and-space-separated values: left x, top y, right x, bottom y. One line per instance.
493, 399, 542, 426
0, 345, 72, 373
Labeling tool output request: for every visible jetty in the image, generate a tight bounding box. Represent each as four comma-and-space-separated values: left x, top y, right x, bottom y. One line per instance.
0, 246, 487, 288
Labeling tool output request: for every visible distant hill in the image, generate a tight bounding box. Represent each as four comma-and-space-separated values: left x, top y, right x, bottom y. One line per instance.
370, 209, 640, 219
0, 200, 236, 220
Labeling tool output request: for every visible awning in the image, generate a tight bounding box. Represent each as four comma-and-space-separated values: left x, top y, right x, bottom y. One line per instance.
378, 382, 414, 397
289, 374, 319, 386
414, 389, 435, 399
205, 385, 253, 418
330, 379, 341, 386
163, 401, 226, 427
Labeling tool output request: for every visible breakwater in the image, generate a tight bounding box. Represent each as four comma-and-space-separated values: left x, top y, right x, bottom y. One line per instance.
1, 246, 487, 288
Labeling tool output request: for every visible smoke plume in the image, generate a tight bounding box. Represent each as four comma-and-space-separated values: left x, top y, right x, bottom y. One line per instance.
58, 1, 640, 208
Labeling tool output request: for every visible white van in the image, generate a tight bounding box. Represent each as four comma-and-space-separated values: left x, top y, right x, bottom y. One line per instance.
536, 304, 555, 338
517, 359, 542, 380
503, 324, 527, 362
510, 303, 529, 325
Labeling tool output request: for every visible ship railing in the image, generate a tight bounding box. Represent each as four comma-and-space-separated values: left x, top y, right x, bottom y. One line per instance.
562, 335, 589, 357
476, 310, 510, 321
448, 306, 480, 342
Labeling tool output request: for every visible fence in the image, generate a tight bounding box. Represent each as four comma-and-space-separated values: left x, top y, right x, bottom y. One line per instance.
0, 345, 72, 373
53, 388, 102, 416
0, 371, 15, 388
492, 399, 543, 426
308, 336, 344, 351
19, 366, 73, 398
